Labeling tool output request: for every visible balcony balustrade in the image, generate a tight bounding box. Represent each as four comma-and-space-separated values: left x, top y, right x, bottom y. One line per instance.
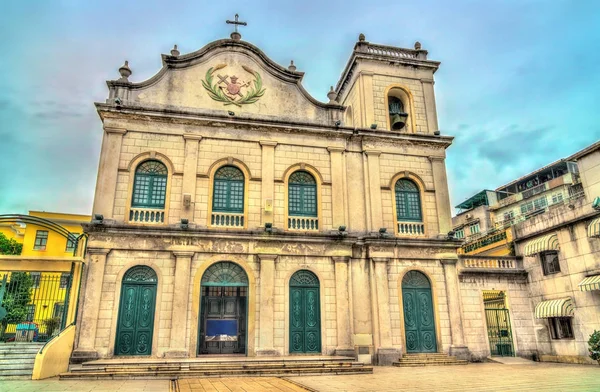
397, 221, 425, 237
288, 216, 319, 231
211, 212, 244, 228
129, 207, 165, 224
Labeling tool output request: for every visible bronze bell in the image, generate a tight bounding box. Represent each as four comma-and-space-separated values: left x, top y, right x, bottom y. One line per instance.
389, 99, 408, 130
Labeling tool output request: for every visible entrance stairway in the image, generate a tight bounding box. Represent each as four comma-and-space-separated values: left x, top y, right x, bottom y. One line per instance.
393, 353, 468, 367
0, 343, 43, 379
60, 356, 373, 380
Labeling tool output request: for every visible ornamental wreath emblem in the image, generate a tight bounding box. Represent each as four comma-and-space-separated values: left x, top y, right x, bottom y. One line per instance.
202, 64, 266, 106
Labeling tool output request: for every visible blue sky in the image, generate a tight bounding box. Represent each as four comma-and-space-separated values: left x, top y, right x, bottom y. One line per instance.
1, 1, 599, 216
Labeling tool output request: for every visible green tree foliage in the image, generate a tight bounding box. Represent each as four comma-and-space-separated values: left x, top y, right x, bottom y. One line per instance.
0, 272, 34, 339
589, 330, 600, 365
0, 232, 23, 255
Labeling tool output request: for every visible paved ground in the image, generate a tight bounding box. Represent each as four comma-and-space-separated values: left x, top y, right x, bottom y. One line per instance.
0, 379, 168, 392
289, 362, 600, 392
177, 377, 307, 392
1, 363, 600, 391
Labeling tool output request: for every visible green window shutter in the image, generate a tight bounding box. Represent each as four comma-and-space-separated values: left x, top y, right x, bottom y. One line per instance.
288, 171, 317, 217
395, 179, 422, 221
132, 160, 168, 208
212, 166, 245, 213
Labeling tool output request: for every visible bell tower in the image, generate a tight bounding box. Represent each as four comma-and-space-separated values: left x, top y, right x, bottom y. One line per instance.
335, 34, 441, 134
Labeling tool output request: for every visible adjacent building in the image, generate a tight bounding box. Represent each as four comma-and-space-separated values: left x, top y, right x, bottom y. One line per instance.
452, 142, 600, 363
0, 211, 89, 342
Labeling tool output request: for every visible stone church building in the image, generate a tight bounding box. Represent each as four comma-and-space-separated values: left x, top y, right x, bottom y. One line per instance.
73, 28, 473, 366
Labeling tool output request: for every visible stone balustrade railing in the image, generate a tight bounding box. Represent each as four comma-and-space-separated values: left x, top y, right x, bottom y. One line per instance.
129, 207, 165, 224
459, 256, 523, 272
288, 216, 319, 231
211, 212, 244, 228
363, 43, 419, 59
397, 222, 425, 237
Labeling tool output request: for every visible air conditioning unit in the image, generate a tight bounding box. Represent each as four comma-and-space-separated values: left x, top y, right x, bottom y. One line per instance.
465, 213, 473, 220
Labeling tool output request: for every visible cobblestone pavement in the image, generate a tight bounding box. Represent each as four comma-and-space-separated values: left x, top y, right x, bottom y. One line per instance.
177, 377, 307, 391
0, 379, 168, 392
288, 363, 600, 392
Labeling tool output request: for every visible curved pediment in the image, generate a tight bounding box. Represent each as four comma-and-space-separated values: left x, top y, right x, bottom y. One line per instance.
107, 39, 343, 124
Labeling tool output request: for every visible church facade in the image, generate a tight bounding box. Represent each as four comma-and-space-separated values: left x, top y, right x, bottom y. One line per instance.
73, 30, 469, 366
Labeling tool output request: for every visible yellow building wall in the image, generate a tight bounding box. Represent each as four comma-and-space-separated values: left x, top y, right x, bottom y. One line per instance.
1, 212, 89, 340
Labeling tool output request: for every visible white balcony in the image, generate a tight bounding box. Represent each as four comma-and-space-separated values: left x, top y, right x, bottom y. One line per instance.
397, 221, 425, 237
211, 212, 244, 228
288, 216, 319, 231
129, 207, 165, 224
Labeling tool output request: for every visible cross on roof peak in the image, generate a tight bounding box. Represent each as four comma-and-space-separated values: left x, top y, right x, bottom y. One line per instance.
226, 13, 247, 41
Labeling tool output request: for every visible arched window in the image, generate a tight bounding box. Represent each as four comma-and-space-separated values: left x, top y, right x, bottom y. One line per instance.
288, 171, 317, 217
132, 160, 168, 208
213, 166, 244, 213
395, 179, 422, 221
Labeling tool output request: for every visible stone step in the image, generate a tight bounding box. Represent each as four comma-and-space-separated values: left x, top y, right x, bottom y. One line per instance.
0, 348, 41, 355
81, 357, 356, 367
60, 365, 373, 380
393, 361, 468, 367
0, 369, 35, 377
0, 356, 37, 362
0, 362, 35, 370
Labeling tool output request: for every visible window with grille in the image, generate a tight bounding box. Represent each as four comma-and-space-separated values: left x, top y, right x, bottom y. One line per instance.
551, 193, 564, 204
65, 233, 79, 252
132, 160, 168, 208
288, 171, 317, 217
549, 317, 573, 339
26, 304, 36, 322
34, 230, 48, 250
212, 166, 245, 213
541, 251, 560, 275
60, 273, 70, 289
395, 179, 422, 221
53, 303, 65, 320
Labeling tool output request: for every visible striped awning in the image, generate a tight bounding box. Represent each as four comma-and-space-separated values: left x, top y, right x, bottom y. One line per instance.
523, 233, 559, 256
579, 275, 600, 292
534, 298, 574, 319
588, 217, 600, 238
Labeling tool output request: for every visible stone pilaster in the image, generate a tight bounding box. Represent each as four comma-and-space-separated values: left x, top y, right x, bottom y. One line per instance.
440, 257, 470, 360
421, 79, 439, 134
257, 254, 278, 355
92, 128, 126, 219
71, 248, 110, 363
182, 135, 201, 220
360, 71, 375, 128
333, 256, 354, 357
165, 251, 194, 358
429, 156, 452, 235
328, 147, 346, 229
372, 257, 399, 365
365, 150, 383, 232
260, 141, 277, 227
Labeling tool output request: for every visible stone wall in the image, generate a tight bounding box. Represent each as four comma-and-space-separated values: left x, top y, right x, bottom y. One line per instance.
458, 274, 537, 361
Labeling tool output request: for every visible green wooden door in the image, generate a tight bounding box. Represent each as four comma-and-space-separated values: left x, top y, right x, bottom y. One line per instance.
402, 270, 437, 353
290, 270, 321, 353
115, 266, 157, 356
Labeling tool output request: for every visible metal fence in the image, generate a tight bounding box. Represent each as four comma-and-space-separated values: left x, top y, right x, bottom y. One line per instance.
0, 271, 72, 343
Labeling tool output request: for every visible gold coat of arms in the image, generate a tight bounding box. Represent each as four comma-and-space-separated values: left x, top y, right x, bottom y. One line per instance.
202, 64, 266, 106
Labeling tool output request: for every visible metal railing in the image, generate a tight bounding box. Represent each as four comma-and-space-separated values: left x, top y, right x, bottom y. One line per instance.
211, 212, 244, 228
397, 221, 425, 236
288, 216, 319, 231
129, 207, 165, 224
0, 272, 72, 343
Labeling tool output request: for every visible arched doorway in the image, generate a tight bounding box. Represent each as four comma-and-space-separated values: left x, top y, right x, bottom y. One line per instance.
402, 270, 437, 353
289, 270, 321, 353
115, 266, 158, 356
198, 262, 248, 355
